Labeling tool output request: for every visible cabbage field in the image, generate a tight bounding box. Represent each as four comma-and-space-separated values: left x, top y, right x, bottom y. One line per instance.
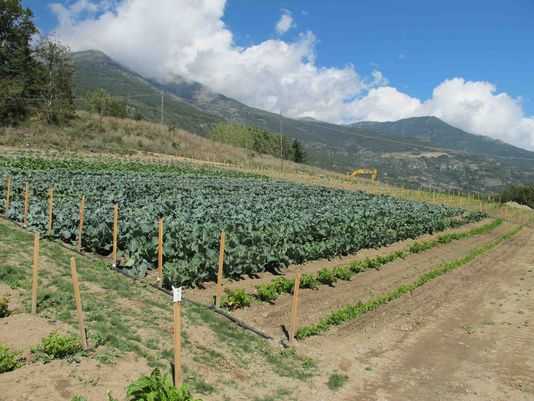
1, 156, 485, 288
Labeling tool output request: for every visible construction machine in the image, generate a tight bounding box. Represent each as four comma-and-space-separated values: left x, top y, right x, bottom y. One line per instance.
350, 168, 378, 181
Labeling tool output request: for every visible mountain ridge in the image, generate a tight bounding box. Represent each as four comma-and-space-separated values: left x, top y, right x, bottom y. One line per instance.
70, 49, 534, 192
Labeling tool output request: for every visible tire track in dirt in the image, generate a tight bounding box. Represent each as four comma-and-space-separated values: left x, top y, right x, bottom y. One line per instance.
231, 222, 512, 339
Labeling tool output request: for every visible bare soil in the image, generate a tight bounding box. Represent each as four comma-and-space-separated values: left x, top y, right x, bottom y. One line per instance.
231, 221, 512, 338
0, 353, 148, 401
0, 313, 67, 354
295, 225, 534, 401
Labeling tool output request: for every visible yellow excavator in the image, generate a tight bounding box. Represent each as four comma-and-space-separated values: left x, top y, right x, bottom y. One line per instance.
350, 168, 378, 181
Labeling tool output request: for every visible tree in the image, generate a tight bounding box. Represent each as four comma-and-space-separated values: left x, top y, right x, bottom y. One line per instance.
33, 37, 75, 124
292, 139, 306, 163
86, 88, 127, 118
0, 0, 40, 125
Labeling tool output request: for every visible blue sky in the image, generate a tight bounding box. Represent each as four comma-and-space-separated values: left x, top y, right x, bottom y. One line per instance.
22, 0, 534, 149
25, 0, 534, 113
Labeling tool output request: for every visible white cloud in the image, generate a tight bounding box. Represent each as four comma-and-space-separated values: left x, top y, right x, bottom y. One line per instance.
275, 10, 294, 35
50, 0, 534, 150
349, 78, 534, 149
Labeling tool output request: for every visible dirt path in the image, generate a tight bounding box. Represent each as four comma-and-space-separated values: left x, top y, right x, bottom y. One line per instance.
232, 221, 512, 338
297, 226, 534, 401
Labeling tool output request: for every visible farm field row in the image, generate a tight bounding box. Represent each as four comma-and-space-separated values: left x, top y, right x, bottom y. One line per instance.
229, 220, 513, 339
1, 156, 484, 289
187, 218, 498, 305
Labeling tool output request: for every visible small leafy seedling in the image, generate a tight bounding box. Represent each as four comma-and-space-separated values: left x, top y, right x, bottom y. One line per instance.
127, 368, 202, 401
0, 344, 21, 373
317, 268, 337, 286
32, 332, 83, 362
221, 289, 252, 310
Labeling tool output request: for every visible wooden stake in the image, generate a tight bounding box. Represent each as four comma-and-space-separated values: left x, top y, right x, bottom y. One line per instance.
215, 231, 225, 307
112, 204, 119, 266
31, 233, 39, 314
157, 218, 164, 281
289, 271, 302, 344
78, 196, 85, 251
70, 257, 88, 349
47, 187, 54, 237
173, 299, 182, 387
23, 182, 29, 226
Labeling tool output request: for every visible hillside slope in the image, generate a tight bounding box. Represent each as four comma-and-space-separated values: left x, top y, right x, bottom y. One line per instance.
71, 50, 534, 192
350, 116, 534, 160
72, 50, 222, 135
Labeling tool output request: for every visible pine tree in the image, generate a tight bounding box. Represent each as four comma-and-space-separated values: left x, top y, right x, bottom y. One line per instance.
292, 139, 306, 163
0, 0, 41, 125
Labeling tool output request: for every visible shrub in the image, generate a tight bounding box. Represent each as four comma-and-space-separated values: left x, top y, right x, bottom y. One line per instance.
0, 344, 20, 373
221, 289, 252, 310
0, 297, 9, 318
32, 332, 83, 361
317, 268, 337, 286
127, 368, 202, 401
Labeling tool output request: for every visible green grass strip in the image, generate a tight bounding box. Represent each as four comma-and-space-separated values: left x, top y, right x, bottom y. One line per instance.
226, 219, 503, 309
295, 224, 521, 339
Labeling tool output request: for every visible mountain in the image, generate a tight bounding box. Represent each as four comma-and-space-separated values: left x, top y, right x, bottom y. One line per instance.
72, 50, 222, 135
349, 116, 534, 160
71, 50, 534, 193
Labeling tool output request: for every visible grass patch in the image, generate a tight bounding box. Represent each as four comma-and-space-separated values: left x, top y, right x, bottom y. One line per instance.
327, 372, 349, 391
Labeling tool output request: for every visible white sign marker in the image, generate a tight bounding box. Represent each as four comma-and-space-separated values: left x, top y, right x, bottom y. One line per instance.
172, 286, 182, 303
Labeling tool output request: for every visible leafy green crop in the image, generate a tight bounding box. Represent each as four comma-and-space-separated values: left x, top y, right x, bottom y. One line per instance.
0, 344, 20, 373
32, 332, 83, 361
221, 289, 253, 310
0, 156, 485, 288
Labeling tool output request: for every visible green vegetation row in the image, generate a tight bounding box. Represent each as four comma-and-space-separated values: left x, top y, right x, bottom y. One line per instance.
220, 219, 502, 309
1, 159, 485, 288
0, 155, 260, 178
295, 224, 522, 339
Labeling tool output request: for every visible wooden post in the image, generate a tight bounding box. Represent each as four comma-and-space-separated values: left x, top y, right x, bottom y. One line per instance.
215, 231, 225, 307
4, 176, 11, 216
47, 187, 54, 237
157, 218, 164, 281
112, 204, 119, 266
289, 271, 302, 344
173, 288, 182, 387
78, 196, 85, 251
70, 257, 88, 349
31, 233, 39, 314
23, 182, 29, 226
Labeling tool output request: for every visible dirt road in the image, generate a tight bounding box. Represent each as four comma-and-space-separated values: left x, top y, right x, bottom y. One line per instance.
298, 226, 534, 401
